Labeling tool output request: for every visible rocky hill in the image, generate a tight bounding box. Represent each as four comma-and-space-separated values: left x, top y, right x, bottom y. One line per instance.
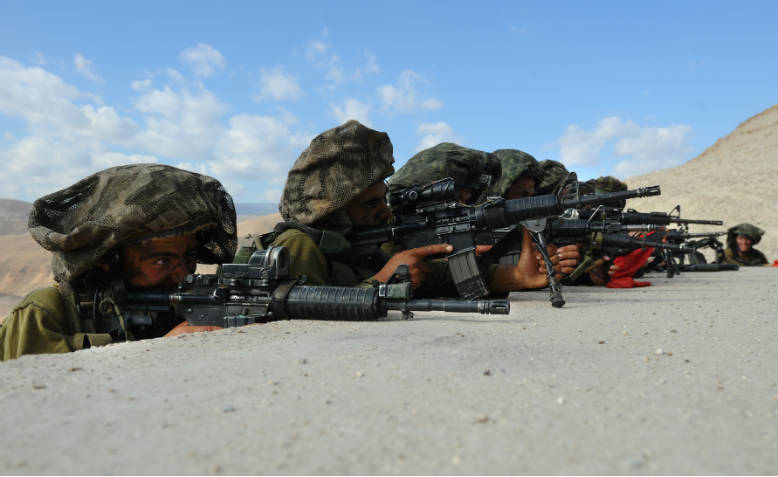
625, 104, 777, 262
0, 199, 32, 235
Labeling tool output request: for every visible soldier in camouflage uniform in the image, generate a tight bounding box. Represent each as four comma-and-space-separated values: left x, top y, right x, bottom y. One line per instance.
238, 120, 579, 298
716, 223, 769, 266
388, 142, 501, 204
1, 164, 237, 361
535, 159, 575, 196
576, 176, 630, 285
487, 149, 543, 200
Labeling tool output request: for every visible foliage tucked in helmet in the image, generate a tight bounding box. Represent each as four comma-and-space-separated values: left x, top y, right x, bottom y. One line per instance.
278, 120, 395, 235
29, 164, 237, 282
727, 223, 765, 247
387, 142, 501, 204
535, 160, 575, 195
487, 149, 542, 197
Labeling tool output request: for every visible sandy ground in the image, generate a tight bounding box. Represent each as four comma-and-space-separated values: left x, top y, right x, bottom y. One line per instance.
1, 267, 775, 475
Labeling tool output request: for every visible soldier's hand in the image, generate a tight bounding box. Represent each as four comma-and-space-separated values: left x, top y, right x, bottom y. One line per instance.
375, 243, 454, 289
164, 321, 224, 337
539, 243, 581, 278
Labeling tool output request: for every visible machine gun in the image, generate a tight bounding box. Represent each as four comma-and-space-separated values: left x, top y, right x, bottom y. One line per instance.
87, 246, 509, 340
348, 177, 661, 305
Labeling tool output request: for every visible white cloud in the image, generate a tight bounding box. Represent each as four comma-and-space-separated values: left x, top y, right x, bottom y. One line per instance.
306, 38, 345, 85
209, 113, 311, 182
91, 152, 158, 169
329, 98, 371, 126
0, 56, 85, 126
612, 125, 693, 177
362, 50, 380, 74
134, 86, 227, 158
557, 117, 693, 176
179, 43, 225, 77
379, 70, 442, 114
131, 78, 152, 91
0, 56, 136, 141
0, 136, 153, 200
262, 189, 281, 202
31, 51, 46, 66
0, 55, 315, 202
74, 53, 103, 82
415, 122, 462, 151
167, 68, 184, 82
254, 67, 303, 102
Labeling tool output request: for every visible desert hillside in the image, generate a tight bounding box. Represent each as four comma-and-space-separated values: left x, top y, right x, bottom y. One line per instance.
0, 105, 775, 316
625, 104, 777, 262
0, 198, 32, 235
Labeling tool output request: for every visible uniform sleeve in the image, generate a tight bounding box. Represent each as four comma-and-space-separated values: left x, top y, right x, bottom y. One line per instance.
717, 248, 738, 265
0, 289, 112, 361
272, 230, 332, 286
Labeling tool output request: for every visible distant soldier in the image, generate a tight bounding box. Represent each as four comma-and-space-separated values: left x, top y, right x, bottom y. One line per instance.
716, 223, 769, 266
0, 164, 237, 361
387, 142, 501, 205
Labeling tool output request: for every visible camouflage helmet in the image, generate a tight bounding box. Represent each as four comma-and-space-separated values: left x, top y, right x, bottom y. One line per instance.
278, 120, 395, 234
535, 159, 575, 195
29, 164, 238, 282
387, 143, 500, 204
487, 149, 542, 197
584, 175, 628, 209
727, 223, 765, 246
587, 175, 628, 194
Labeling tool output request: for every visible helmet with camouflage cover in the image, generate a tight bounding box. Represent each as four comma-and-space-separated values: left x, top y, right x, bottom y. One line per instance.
586, 175, 628, 194
487, 149, 542, 197
387, 143, 501, 204
585, 175, 628, 208
726, 223, 765, 247
29, 164, 238, 282
535, 159, 576, 195
278, 120, 395, 235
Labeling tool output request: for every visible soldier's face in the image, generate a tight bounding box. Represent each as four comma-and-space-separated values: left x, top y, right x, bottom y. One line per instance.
346, 182, 392, 227
505, 175, 536, 199
121, 233, 199, 289
456, 188, 475, 204
736, 235, 753, 253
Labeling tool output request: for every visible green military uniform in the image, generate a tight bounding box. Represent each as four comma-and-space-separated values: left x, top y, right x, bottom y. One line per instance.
1, 164, 237, 361
717, 223, 768, 266
388, 142, 501, 204
1, 286, 112, 359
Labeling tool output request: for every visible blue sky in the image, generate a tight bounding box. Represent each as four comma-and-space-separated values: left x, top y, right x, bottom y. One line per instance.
0, 0, 775, 203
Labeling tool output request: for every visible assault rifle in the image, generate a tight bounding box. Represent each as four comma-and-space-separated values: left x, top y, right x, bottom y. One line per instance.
91, 246, 509, 340
575, 207, 723, 227
545, 220, 695, 282
348, 177, 661, 304
641, 229, 729, 277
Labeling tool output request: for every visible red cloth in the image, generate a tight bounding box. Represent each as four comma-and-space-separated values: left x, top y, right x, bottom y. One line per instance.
606, 246, 655, 288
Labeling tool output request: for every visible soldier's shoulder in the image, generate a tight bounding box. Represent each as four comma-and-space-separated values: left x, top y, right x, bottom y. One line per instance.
14, 287, 65, 314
